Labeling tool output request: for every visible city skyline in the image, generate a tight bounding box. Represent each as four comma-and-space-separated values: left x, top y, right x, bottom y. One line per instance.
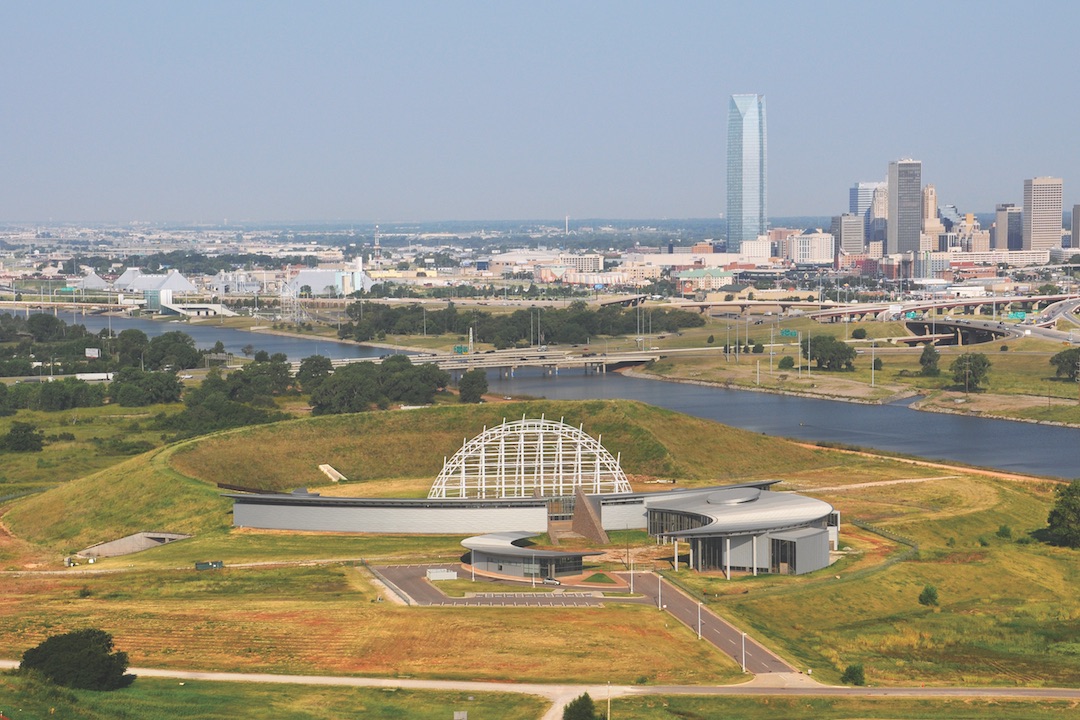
1, 2, 1078, 223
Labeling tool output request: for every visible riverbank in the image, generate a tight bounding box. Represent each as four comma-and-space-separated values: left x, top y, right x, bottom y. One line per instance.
631, 360, 1080, 429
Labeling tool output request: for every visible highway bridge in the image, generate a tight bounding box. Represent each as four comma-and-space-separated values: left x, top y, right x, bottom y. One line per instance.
288, 348, 661, 376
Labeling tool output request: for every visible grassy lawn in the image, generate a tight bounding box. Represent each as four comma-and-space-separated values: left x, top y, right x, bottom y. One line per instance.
0, 564, 741, 686
710, 476, 1080, 687
0, 403, 180, 494
0, 674, 547, 720
611, 695, 1080, 719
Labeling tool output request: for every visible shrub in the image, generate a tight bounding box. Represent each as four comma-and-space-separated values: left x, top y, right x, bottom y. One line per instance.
706, 334, 714, 344
996, 524, 1012, 539
563, 692, 598, 720
851, 327, 867, 339
873, 357, 883, 371
1000, 344, 1009, 352
20, 629, 134, 690
778, 355, 795, 370
840, 663, 865, 685
919, 584, 939, 607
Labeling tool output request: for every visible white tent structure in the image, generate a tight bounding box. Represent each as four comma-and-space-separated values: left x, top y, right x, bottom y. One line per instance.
428, 415, 631, 500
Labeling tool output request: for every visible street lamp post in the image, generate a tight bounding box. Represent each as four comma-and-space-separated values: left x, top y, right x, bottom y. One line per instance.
697, 602, 702, 639
741, 632, 747, 673
871, 342, 876, 387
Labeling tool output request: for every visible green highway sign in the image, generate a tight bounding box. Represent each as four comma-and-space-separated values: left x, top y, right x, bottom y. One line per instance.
779, 329, 798, 337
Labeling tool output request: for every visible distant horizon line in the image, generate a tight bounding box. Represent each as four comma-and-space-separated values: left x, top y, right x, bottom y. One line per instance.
3, 210, 1049, 230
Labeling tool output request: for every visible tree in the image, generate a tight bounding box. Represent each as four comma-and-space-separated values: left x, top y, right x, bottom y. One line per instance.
146, 331, 200, 370
950, 353, 991, 392
1049, 347, 1080, 381
851, 327, 867, 339
563, 692, 599, 720
919, 584, 939, 606
918, 343, 940, 376
20, 628, 134, 690
873, 357, 883, 371
778, 355, 795, 370
840, 663, 866, 686
706, 334, 714, 344
1047, 479, 1080, 548
296, 355, 334, 394
3, 421, 44, 452
801, 335, 857, 371
458, 369, 488, 404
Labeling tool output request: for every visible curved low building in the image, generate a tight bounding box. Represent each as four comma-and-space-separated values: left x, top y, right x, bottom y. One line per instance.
462, 531, 602, 580
647, 486, 837, 576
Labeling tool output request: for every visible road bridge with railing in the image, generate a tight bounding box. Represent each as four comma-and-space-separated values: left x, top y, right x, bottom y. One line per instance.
289, 348, 661, 376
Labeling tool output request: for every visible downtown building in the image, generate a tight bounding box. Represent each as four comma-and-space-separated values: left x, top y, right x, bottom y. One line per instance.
887, 159, 923, 255
726, 93, 767, 252
993, 203, 1023, 250
1023, 177, 1064, 250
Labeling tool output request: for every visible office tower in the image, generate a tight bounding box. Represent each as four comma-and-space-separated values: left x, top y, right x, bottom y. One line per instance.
1073, 204, 1079, 250
833, 213, 866, 254
922, 184, 937, 224
993, 203, 1023, 250
1023, 177, 1063, 250
869, 184, 888, 242
850, 181, 886, 238
887, 159, 922, 254
726, 93, 767, 252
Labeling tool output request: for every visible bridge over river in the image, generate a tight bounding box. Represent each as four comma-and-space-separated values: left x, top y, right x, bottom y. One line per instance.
288, 347, 661, 376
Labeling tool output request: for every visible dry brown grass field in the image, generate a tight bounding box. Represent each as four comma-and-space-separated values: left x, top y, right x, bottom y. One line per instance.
0, 563, 740, 685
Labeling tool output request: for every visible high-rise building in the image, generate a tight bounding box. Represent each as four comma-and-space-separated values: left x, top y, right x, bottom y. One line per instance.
850, 181, 886, 240
922, 184, 937, 224
1023, 177, 1063, 250
1073, 204, 1079, 251
833, 213, 865, 255
869, 184, 888, 242
726, 93, 767, 252
993, 203, 1023, 250
887, 159, 923, 255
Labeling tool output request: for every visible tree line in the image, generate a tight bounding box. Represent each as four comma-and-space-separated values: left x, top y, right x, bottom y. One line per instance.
337, 300, 705, 347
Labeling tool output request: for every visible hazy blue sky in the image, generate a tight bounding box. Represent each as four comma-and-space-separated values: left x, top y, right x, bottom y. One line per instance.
2, 1, 1077, 223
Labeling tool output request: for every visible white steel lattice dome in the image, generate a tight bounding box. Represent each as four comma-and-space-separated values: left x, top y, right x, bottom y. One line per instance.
428, 415, 631, 499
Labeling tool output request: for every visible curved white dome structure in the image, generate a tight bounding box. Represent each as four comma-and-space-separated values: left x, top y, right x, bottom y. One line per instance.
428, 415, 631, 499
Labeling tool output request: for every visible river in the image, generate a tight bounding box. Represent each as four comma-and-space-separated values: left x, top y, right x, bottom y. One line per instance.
63, 314, 1080, 478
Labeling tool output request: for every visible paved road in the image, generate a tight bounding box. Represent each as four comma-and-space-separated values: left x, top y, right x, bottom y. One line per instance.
374, 563, 648, 608
4, 659, 1080, 720
612, 572, 795, 674
375, 564, 793, 674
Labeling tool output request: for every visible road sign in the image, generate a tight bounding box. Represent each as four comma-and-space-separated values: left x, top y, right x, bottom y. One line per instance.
1008, 311, 1027, 320
779, 329, 798, 337
905, 311, 917, 319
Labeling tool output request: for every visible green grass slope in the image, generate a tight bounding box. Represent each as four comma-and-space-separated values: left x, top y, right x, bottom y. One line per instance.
4, 400, 836, 557
168, 399, 833, 491
5, 444, 229, 556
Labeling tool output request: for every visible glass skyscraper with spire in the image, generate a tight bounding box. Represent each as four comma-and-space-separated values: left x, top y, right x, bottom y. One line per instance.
726, 93, 767, 252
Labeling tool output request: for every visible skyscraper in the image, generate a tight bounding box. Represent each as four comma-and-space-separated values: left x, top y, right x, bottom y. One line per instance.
869, 184, 888, 243
1023, 177, 1063, 250
726, 94, 767, 252
1073, 204, 1079, 250
887, 159, 922, 255
993, 203, 1023, 250
849, 181, 886, 239
834, 213, 866, 255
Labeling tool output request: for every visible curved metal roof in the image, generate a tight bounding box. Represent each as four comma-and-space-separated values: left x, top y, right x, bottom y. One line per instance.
649, 489, 833, 537
461, 531, 603, 559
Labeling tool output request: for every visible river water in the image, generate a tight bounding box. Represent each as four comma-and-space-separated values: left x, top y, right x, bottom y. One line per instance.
63, 313, 1080, 478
